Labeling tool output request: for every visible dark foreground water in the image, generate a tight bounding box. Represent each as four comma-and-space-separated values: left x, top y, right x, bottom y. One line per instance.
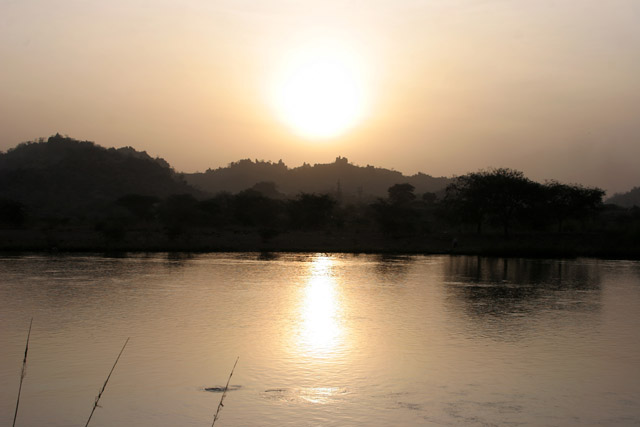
1, 253, 639, 426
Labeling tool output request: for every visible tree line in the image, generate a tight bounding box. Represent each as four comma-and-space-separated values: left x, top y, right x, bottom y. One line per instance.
87, 168, 636, 242
3, 166, 638, 245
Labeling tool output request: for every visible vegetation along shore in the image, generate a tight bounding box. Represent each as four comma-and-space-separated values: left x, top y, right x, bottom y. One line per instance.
1, 135, 638, 258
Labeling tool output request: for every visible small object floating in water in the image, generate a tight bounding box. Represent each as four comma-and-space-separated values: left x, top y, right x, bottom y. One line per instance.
204, 385, 242, 393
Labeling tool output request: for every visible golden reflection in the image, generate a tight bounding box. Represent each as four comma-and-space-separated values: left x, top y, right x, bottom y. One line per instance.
296, 255, 344, 358
262, 387, 348, 404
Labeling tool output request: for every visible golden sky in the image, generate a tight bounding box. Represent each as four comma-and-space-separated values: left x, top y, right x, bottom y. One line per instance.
1, 0, 639, 193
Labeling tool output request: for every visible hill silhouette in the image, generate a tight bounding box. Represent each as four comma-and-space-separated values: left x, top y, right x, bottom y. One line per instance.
0, 135, 450, 221
607, 187, 640, 208
185, 156, 451, 200
0, 135, 637, 257
0, 134, 198, 217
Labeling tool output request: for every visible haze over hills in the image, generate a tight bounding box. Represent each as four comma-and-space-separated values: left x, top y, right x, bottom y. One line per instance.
1, 134, 637, 221
606, 188, 640, 208
185, 156, 452, 201
0, 134, 637, 257
0, 135, 452, 213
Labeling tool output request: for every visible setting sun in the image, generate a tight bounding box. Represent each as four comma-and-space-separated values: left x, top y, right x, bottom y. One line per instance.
272, 42, 368, 139
2, 0, 640, 425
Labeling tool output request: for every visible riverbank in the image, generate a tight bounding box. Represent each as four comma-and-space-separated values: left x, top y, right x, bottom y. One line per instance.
1, 228, 638, 259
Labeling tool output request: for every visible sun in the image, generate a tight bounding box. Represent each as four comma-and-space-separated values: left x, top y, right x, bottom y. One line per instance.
272, 43, 368, 139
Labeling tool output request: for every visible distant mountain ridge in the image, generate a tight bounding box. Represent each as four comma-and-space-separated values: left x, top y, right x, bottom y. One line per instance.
0, 135, 452, 218
185, 156, 452, 200
607, 187, 640, 208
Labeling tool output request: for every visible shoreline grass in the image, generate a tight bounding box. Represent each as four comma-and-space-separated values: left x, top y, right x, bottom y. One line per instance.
12, 318, 32, 427
211, 357, 239, 427
85, 337, 129, 427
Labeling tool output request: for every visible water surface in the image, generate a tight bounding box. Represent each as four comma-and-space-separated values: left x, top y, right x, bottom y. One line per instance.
1, 253, 639, 426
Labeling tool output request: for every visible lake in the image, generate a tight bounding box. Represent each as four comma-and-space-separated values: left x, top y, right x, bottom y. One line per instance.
1, 253, 640, 426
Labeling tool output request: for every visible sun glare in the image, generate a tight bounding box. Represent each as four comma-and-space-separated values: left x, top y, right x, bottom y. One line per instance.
297, 256, 344, 358
272, 43, 367, 139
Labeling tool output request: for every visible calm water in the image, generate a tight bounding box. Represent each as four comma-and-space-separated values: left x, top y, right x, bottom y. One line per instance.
1, 253, 640, 426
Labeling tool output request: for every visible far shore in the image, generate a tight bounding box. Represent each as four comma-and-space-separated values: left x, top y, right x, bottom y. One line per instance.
0, 228, 638, 259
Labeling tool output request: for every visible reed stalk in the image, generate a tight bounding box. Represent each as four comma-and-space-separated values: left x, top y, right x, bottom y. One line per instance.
12, 317, 33, 427
211, 356, 239, 427
85, 337, 130, 427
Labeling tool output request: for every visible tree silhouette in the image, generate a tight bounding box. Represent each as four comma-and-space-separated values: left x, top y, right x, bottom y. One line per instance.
543, 181, 604, 232
445, 168, 540, 235
388, 183, 416, 205
371, 183, 419, 234
422, 192, 437, 204
233, 189, 282, 228
287, 193, 336, 229
199, 193, 234, 227
158, 194, 202, 238
116, 194, 159, 221
0, 198, 27, 228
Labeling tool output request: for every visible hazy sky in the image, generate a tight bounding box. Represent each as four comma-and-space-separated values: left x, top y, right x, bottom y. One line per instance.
1, 0, 639, 193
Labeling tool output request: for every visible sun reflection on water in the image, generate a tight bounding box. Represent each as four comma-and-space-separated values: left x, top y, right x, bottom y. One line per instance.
296, 255, 344, 359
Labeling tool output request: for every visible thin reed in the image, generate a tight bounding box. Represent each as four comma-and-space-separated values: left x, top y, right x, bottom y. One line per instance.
12, 317, 33, 427
211, 356, 239, 427
85, 337, 130, 427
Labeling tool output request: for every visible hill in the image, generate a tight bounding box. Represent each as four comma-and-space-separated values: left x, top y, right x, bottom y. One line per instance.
0, 134, 199, 217
185, 156, 451, 200
607, 187, 640, 208
0, 135, 636, 257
